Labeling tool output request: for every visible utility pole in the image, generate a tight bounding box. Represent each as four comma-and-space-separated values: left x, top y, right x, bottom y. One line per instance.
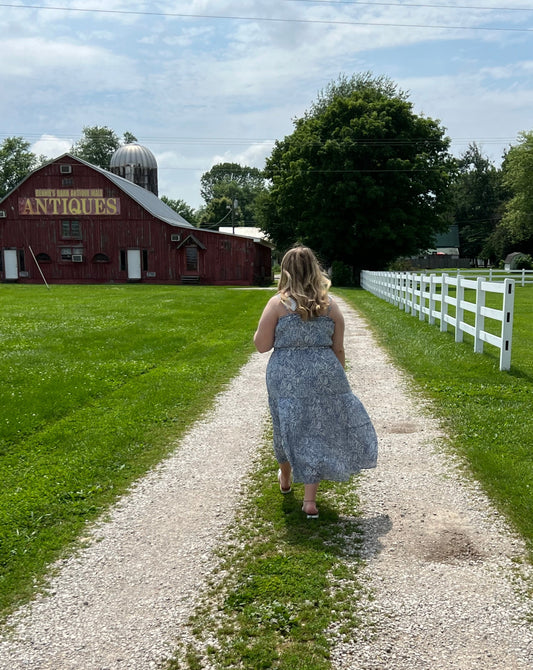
231, 198, 238, 234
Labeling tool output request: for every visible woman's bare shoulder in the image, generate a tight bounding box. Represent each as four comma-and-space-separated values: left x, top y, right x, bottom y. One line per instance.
328, 297, 344, 320
263, 293, 288, 315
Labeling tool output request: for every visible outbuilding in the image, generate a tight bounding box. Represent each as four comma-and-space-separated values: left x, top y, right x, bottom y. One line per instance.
0, 151, 272, 285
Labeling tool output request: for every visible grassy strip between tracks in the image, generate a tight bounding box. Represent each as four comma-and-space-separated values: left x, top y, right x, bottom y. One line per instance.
0, 284, 270, 620
165, 439, 366, 670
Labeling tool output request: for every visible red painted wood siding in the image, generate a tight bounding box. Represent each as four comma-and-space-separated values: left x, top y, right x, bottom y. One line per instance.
0, 157, 272, 285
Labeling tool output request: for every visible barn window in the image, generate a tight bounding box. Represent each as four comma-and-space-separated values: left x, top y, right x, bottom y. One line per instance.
60, 247, 83, 261
120, 250, 127, 271
18, 250, 26, 272
142, 249, 149, 272
61, 220, 81, 239
62, 177, 73, 186
92, 253, 110, 263
35, 253, 52, 262
185, 246, 198, 271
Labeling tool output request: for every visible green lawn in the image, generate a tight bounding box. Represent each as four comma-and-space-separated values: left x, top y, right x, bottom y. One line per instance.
0, 284, 269, 619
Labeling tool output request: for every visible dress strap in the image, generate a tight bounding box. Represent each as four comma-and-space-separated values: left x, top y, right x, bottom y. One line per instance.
280, 296, 297, 312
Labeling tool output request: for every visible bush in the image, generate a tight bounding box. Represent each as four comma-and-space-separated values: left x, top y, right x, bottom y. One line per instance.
331, 260, 354, 286
515, 254, 533, 270
387, 258, 416, 272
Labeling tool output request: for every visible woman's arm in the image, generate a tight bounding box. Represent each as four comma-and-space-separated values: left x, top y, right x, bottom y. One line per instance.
254, 296, 281, 353
329, 299, 346, 368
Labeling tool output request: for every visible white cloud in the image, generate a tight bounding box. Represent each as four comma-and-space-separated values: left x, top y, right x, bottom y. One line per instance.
31, 135, 73, 158
479, 60, 533, 80
0, 38, 143, 91
400, 68, 533, 164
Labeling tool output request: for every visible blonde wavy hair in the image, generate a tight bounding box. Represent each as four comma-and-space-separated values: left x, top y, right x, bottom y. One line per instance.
278, 246, 331, 321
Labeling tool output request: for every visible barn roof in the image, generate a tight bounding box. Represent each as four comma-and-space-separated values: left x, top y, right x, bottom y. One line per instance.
67, 154, 195, 228
0, 153, 195, 229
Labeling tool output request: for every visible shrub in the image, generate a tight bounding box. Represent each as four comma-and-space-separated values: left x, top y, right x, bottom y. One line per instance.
387, 258, 416, 271
331, 260, 354, 286
514, 254, 533, 270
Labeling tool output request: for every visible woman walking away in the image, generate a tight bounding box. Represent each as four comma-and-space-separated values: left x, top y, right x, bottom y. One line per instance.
254, 246, 378, 519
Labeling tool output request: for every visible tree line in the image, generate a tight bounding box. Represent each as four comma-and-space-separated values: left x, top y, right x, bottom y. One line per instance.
1, 73, 533, 275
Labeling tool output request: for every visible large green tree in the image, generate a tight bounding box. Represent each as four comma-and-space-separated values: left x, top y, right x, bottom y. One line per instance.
197, 196, 240, 229
498, 131, 533, 253
71, 126, 137, 169
160, 196, 198, 225
200, 162, 266, 226
450, 143, 505, 263
258, 73, 454, 272
0, 137, 43, 199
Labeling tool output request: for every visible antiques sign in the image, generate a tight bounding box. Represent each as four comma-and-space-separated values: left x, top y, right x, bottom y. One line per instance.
19, 189, 120, 216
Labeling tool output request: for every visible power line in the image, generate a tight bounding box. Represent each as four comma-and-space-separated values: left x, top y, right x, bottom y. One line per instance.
0, 132, 520, 146
285, 0, 533, 13
0, 3, 532, 33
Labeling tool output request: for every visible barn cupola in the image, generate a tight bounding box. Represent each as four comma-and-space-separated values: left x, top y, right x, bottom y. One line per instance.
109, 143, 158, 196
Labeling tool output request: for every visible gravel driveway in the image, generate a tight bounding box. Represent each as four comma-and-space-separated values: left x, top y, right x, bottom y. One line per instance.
1, 297, 532, 669
333, 298, 533, 669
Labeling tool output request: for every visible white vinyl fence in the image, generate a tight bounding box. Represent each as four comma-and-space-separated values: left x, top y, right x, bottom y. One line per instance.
449, 268, 533, 287
361, 271, 515, 371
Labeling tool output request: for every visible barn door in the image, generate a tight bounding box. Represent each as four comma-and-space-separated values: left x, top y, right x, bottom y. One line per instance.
3, 249, 18, 280
127, 249, 141, 281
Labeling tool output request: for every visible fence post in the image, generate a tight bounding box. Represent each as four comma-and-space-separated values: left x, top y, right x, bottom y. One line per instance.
500, 278, 515, 371
474, 276, 485, 354
411, 273, 417, 318
455, 276, 464, 343
419, 274, 426, 321
428, 273, 436, 325
387, 272, 393, 303
394, 273, 400, 307
440, 273, 448, 332
396, 273, 402, 307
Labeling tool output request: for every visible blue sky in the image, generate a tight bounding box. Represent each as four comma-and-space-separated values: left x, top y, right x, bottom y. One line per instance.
1, 1, 532, 208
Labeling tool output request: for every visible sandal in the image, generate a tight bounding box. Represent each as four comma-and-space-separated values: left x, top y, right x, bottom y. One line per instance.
278, 469, 292, 494
302, 500, 319, 519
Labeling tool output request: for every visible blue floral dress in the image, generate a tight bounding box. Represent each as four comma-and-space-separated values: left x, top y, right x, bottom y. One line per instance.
266, 299, 378, 484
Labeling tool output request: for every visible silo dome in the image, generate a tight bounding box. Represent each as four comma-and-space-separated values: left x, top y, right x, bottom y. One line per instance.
109, 143, 158, 195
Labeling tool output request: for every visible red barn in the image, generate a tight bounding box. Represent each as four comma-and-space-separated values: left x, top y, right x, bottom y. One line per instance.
0, 153, 272, 285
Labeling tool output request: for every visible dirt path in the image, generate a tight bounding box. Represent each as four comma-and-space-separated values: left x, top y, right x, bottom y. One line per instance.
1, 297, 532, 669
